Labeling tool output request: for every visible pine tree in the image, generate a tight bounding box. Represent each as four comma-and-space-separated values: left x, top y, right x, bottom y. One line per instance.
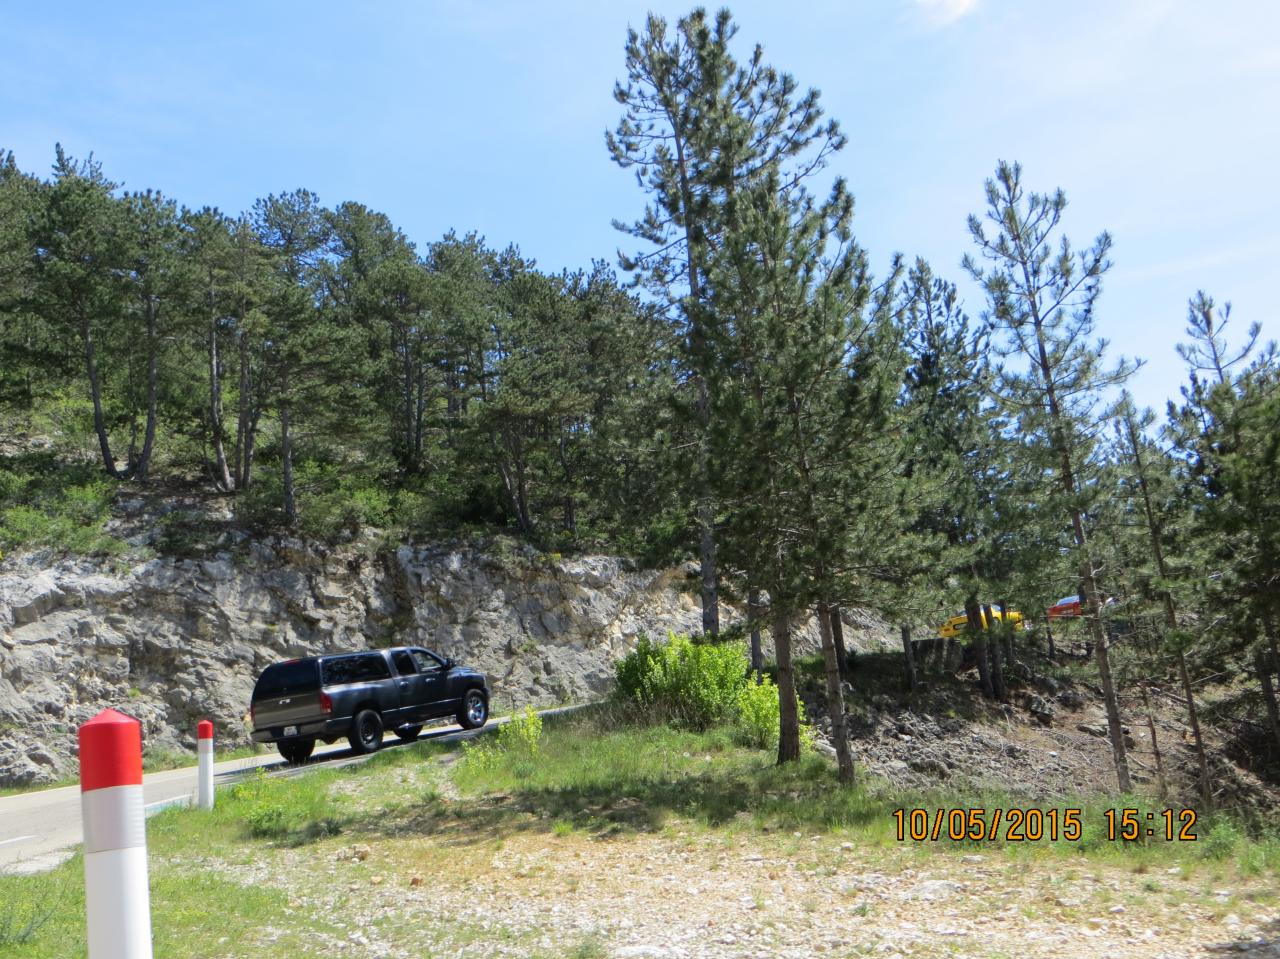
0, 150, 65, 410
251, 190, 335, 526
30, 146, 131, 476
1169, 294, 1280, 753
1111, 393, 1211, 806
119, 189, 187, 481
964, 160, 1137, 790
704, 162, 900, 774
608, 7, 844, 636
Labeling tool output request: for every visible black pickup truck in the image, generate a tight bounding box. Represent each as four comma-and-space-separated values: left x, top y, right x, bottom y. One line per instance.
250, 646, 489, 763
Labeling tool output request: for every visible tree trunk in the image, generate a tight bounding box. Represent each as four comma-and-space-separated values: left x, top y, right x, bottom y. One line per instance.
1001, 599, 1015, 672
901, 623, 917, 691
818, 601, 855, 782
1140, 685, 1168, 801
1032, 311, 1130, 791
966, 599, 994, 699
82, 321, 118, 477
675, 125, 719, 640
830, 605, 849, 679
748, 587, 763, 679
134, 300, 159, 481
1088, 592, 1132, 792
235, 331, 254, 489
1177, 649, 1211, 810
1257, 646, 1280, 754
281, 395, 296, 527
1123, 406, 1207, 806
985, 606, 1007, 701
697, 491, 719, 636
944, 638, 960, 674
241, 412, 257, 491
208, 312, 233, 491
773, 608, 801, 764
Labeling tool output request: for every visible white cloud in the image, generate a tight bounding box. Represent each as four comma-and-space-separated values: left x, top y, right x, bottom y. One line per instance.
914, 0, 979, 26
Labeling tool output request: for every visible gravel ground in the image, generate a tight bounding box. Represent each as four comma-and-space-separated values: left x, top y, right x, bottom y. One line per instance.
180, 798, 1279, 959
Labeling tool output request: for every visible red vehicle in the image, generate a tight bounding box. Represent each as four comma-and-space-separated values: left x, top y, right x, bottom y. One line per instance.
1046, 595, 1083, 619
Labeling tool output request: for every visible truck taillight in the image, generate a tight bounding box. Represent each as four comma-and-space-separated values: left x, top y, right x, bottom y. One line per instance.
319, 691, 333, 715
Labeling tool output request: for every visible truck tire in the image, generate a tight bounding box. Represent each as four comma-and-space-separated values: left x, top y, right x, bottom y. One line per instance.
349, 709, 384, 754
457, 689, 488, 730
395, 724, 423, 743
278, 738, 315, 764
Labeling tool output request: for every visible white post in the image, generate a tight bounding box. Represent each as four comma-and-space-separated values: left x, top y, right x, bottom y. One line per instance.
197, 719, 215, 811
79, 708, 153, 959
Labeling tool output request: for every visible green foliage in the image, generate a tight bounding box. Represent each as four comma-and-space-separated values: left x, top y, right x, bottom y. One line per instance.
228, 769, 343, 843
614, 632, 749, 729
732, 676, 784, 750
294, 464, 394, 541
614, 632, 808, 751
497, 705, 544, 759
0, 455, 122, 557
460, 705, 545, 779
1200, 818, 1245, 861
0, 872, 65, 946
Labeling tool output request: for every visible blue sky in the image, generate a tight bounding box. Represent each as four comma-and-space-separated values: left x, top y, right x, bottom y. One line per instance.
3, 0, 1275, 413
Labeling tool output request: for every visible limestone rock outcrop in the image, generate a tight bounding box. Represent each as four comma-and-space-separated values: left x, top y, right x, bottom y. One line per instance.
0, 537, 890, 786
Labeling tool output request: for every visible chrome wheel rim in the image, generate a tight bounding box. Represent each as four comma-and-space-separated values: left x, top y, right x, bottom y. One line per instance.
467, 694, 486, 724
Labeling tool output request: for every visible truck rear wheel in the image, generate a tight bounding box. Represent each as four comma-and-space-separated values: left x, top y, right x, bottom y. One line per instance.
349, 709, 384, 754
395, 724, 423, 743
278, 739, 315, 764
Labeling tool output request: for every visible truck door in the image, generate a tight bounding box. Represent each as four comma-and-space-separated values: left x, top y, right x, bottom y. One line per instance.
390, 649, 429, 724
411, 648, 453, 718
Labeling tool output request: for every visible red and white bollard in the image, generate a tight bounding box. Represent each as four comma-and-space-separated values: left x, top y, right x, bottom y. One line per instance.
197, 719, 215, 811
79, 708, 153, 959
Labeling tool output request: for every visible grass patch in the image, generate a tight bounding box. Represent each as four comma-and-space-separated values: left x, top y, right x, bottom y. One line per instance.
1, 709, 1272, 958
221, 768, 348, 845
440, 706, 1280, 874
0, 851, 346, 958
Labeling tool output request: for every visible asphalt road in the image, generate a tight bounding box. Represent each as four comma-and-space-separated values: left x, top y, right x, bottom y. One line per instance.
0, 713, 530, 874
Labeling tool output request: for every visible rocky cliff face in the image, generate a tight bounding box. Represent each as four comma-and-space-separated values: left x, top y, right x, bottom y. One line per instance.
0, 537, 890, 786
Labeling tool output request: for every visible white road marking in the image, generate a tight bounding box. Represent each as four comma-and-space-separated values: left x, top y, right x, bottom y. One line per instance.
0, 835, 35, 848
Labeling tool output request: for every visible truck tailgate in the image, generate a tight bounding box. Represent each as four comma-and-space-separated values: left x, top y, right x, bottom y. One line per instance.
254, 691, 323, 730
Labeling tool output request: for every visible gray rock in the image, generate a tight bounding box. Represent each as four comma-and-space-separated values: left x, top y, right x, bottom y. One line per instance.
0, 537, 886, 786
1056, 688, 1088, 710
906, 879, 962, 901
1027, 695, 1056, 726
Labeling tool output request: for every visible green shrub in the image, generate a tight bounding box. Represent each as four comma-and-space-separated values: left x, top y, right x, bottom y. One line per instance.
733, 676, 784, 750
459, 737, 501, 775
497, 705, 543, 758
460, 705, 545, 779
298, 479, 393, 541
0, 455, 123, 557
228, 770, 342, 842
614, 633, 748, 729
232, 473, 284, 530
1200, 818, 1244, 861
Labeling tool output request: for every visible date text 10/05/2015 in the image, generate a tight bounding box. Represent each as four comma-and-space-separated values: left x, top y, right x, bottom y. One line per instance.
892, 807, 1199, 843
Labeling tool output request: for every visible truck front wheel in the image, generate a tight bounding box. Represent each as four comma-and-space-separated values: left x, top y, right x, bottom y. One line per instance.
457, 689, 488, 730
